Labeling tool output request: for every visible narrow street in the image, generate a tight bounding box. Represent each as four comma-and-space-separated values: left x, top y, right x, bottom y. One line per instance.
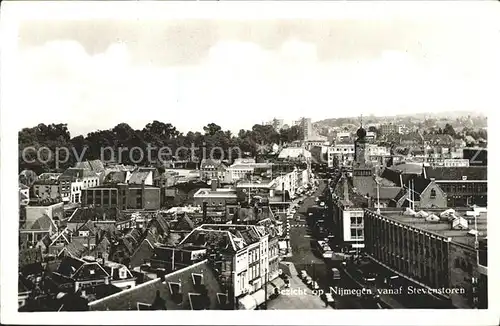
267, 262, 331, 310
283, 179, 378, 309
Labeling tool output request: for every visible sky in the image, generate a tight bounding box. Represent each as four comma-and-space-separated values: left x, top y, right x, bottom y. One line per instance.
7, 2, 499, 137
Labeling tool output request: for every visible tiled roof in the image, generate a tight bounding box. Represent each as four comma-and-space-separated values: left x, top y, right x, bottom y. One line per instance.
179, 229, 236, 252
89, 260, 227, 311
424, 134, 454, 145
200, 159, 223, 169
175, 214, 195, 231
278, 148, 311, 159
56, 256, 86, 277
378, 187, 404, 200
424, 166, 487, 181
129, 231, 158, 268
31, 215, 56, 231
63, 241, 88, 258
152, 215, 170, 235
77, 220, 97, 235
61, 168, 98, 180
75, 160, 105, 172
190, 224, 263, 250
19, 247, 43, 268
104, 171, 128, 184
90, 236, 111, 257
19, 183, 30, 190
69, 207, 120, 223
390, 163, 424, 175
128, 171, 152, 185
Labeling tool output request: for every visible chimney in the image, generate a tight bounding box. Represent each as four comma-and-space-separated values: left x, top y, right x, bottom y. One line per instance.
211, 179, 218, 191
343, 178, 349, 201
141, 180, 146, 208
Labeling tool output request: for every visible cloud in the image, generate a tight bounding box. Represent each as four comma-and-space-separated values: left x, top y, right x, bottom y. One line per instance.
13, 36, 493, 137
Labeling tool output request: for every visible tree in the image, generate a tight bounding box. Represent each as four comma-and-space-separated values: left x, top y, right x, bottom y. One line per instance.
203, 123, 222, 136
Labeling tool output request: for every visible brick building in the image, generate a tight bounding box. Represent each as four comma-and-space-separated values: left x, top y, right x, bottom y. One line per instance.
422, 166, 487, 207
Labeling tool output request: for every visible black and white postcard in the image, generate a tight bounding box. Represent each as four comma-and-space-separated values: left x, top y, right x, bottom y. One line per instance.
1, 1, 498, 325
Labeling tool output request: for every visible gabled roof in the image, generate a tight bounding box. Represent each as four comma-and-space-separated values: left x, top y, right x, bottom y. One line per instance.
424, 166, 487, 181
200, 159, 223, 169
152, 215, 170, 234
19, 183, 30, 190
19, 247, 43, 268
89, 260, 227, 311
180, 224, 262, 251
129, 230, 158, 268
68, 207, 120, 223
378, 187, 404, 200
179, 229, 236, 253
390, 163, 424, 175
56, 256, 86, 277
128, 171, 152, 185
77, 220, 97, 235
61, 241, 88, 259
104, 171, 128, 184
31, 215, 57, 232
75, 160, 105, 172
174, 214, 195, 231
60, 168, 98, 180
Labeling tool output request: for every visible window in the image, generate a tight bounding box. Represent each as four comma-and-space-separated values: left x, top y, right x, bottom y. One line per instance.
119, 268, 128, 279
430, 189, 436, 199
168, 282, 183, 305
192, 273, 204, 286
350, 216, 356, 225
188, 293, 205, 310
137, 302, 151, 310
350, 229, 357, 238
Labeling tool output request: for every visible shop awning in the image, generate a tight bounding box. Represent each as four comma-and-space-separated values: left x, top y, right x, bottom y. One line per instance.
238, 294, 257, 310
271, 277, 286, 290
252, 289, 266, 306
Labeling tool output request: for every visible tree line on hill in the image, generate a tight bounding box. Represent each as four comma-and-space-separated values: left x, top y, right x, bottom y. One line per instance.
18, 121, 303, 174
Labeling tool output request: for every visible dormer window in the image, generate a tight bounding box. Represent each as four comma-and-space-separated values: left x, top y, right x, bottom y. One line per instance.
119, 268, 128, 279
430, 189, 436, 199
168, 282, 183, 305
188, 293, 205, 310
192, 273, 204, 286
137, 302, 151, 310
216, 293, 228, 308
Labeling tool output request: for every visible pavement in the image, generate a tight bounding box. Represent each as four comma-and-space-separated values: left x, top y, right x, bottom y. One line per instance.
267, 262, 331, 310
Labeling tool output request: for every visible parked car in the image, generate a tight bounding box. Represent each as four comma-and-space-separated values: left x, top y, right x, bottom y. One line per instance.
322, 293, 335, 307
331, 268, 341, 282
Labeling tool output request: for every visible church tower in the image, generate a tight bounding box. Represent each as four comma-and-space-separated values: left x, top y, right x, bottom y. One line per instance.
352, 115, 376, 197
354, 117, 368, 166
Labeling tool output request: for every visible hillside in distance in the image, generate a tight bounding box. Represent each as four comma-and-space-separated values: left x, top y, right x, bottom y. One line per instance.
314, 110, 487, 128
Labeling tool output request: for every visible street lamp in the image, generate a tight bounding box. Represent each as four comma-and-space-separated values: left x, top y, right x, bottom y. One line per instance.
373, 174, 380, 215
